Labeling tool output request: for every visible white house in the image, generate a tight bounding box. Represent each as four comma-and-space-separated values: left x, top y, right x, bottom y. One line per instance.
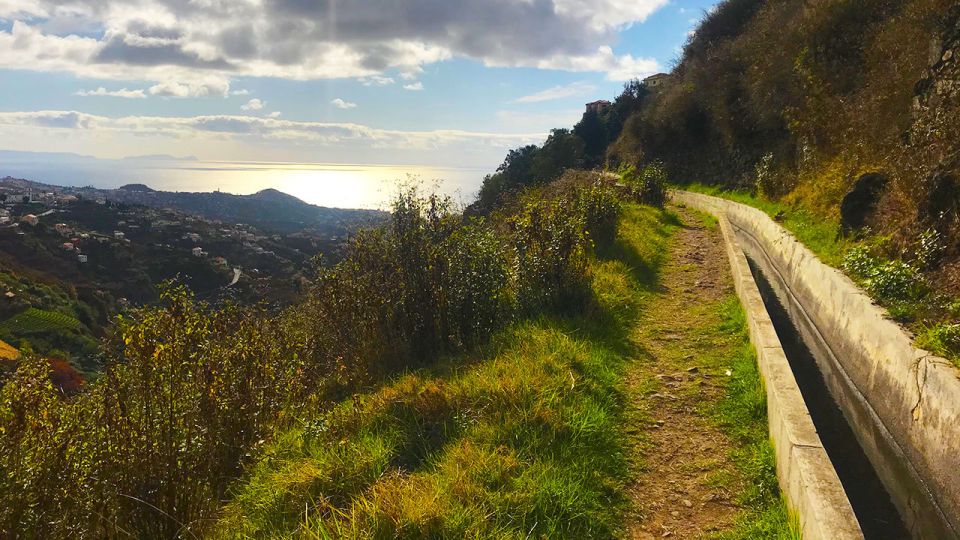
113, 231, 125, 240
77, 254, 88, 263
192, 247, 203, 257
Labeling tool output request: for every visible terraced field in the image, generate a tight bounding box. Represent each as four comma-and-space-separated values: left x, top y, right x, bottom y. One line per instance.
0, 308, 82, 335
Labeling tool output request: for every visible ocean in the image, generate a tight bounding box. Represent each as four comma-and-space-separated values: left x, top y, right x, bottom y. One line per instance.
0, 157, 490, 210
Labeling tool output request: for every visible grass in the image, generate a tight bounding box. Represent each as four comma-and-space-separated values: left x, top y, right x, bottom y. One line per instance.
212, 205, 677, 539
680, 184, 960, 367
0, 307, 81, 334
210, 204, 801, 538
711, 297, 799, 539
681, 183, 849, 267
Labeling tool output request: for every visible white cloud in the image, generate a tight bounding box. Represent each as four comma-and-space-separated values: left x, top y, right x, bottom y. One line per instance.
0, 0, 670, 85
513, 81, 596, 104
359, 75, 395, 87
331, 98, 357, 109
399, 67, 423, 81
267, 111, 282, 118
231, 89, 249, 96
403, 82, 424, 91
0, 110, 543, 152
241, 98, 265, 111
74, 86, 146, 98
148, 79, 231, 98
505, 46, 660, 82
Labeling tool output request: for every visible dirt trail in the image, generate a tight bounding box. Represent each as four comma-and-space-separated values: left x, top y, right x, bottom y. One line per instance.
625, 207, 745, 539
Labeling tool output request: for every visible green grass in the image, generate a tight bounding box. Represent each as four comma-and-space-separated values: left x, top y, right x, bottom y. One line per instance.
681, 183, 849, 267
680, 184, 960, 367
0, 307, 81, 334
212, 205, 677, 539
711, 297, 799, 539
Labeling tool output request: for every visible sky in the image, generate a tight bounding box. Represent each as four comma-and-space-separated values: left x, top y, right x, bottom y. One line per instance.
0, 0, 719, 170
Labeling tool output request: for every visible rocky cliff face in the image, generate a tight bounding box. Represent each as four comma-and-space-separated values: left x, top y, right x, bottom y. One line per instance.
906, 6, 960, 282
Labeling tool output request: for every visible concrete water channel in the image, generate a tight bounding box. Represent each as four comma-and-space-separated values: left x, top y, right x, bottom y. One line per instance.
749, 256, 908, 538
675, 191, 960, 540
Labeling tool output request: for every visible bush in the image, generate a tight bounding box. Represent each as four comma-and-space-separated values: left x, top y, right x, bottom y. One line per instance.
0, 180, 625, 537
620, 163, 668, 208
842, 246, 927, 308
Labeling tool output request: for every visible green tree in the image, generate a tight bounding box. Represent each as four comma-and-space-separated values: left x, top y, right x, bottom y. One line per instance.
474, 144, 540, 211
531, 129, 586, 183
574, 110, 608, 167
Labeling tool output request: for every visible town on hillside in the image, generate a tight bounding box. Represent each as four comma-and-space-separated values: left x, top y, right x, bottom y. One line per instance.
0, 178, 382, 383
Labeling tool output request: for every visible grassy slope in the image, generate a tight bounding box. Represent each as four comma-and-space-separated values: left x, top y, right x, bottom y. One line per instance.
681, 184, 849, 267
681, 184, 960, 367
211, 205, 791, 538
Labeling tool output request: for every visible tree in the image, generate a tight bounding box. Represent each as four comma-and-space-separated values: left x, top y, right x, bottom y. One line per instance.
530, 129, 586, 183
573, 110, 608, 168
474, 144, 540, 211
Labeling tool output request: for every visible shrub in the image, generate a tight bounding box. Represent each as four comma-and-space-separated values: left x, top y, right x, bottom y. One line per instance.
0, 179, 626, 537
620, 163, 668, 208
842, 246, 927, 308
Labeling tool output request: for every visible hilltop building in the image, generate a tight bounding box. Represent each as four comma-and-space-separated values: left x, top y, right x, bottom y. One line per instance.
643, 73, 670, 91
585, 100, 611, 114
20, 214, 38, 226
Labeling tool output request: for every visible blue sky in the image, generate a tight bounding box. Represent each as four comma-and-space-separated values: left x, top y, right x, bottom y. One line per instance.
0, 0, 718, 169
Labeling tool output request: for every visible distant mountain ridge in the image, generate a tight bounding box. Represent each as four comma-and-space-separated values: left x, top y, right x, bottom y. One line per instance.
0, 177, 386, 235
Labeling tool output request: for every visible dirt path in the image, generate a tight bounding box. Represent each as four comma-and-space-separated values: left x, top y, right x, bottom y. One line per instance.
624, 207, 746, 539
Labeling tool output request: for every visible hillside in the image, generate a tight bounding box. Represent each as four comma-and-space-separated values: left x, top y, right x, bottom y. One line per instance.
473, 0, 960, 364
0, 171, 797, 537
611, 0, 959, 290
0, 177, 387, 235
3, 0, 959, 536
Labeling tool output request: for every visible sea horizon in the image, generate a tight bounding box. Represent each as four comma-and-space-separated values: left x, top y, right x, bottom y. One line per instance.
0, 152, 491, 210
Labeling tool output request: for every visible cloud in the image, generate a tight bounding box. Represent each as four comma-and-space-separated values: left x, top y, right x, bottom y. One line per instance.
0, 110, 544, 152
241, 98, 265, 111
399, 67, 423, 81
148, 79, 231, 98
359, 75, 395, 86
0, 110, 99, 129
231, 89, 249, 96
267, 111, 282, 118
513, 81, 596, 104
74, 86, 146, 98
331, 98, 357, 109
0, 0, 670, 84
500, 46, 659, 81
403, 82, 423, 91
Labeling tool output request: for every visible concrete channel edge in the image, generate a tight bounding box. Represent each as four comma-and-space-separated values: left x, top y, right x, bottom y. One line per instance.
675, 189, 960, 539
678, 192, 863, 539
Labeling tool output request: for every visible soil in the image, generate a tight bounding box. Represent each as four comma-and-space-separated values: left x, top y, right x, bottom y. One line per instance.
624, 207, 746, 539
